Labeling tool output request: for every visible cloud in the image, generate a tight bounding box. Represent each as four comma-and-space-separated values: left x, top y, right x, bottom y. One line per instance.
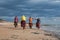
43, 9, 56, 12
0, 0, 15, 4
27, 0, 48, 3
0, 7, 5, 10
50, 0, 60, 5
52, 0, 60, 3
16, 5, 26, 8
27, 0, 60, 5
21, 8, 36, 11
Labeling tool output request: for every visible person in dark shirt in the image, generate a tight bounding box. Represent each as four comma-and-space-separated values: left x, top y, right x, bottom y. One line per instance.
36, 18, 40, 29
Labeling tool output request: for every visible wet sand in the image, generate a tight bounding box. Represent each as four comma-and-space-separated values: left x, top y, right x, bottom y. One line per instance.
0, 22, 59, 40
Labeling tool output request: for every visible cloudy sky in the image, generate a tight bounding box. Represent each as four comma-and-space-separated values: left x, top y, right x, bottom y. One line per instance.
0, 0, 60, 17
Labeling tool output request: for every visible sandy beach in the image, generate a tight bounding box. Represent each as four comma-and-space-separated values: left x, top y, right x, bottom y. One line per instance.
0, 22, 59, 40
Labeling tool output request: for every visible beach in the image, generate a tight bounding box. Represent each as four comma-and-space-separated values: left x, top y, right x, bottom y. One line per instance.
0, 22, 59, 40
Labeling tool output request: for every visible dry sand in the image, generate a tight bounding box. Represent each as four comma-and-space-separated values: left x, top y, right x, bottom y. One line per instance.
0, 22, 59, 40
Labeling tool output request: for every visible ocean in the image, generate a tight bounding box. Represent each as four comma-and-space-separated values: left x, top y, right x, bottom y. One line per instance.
0, 16, 60, 35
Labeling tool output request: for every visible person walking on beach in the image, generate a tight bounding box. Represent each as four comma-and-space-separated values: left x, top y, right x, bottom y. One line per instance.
21, 15, 26, 29
29, 17, 33, 29
35, 18, 40, 29
14, 16, 18, 28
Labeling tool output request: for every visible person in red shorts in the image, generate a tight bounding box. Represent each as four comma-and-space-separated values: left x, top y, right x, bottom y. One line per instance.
29, 17, 33, 29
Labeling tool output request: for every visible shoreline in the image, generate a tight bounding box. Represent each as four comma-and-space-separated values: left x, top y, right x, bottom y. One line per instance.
43, 30, 60, 40
0, 22, 60, 40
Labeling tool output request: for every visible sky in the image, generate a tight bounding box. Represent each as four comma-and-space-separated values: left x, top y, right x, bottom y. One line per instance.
0, 0, 60, 17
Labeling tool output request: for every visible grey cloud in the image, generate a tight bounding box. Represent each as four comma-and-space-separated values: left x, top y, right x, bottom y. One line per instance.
0, 0, 60, 17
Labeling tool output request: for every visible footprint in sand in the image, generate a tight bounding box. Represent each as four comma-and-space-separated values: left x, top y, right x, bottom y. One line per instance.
42, 39, 49, 40
11, 35, 19, 39
44, 33, 52, 36
31, 32, 40, 34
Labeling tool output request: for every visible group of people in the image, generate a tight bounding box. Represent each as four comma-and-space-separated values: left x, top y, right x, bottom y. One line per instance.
14, 15, 40, 29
